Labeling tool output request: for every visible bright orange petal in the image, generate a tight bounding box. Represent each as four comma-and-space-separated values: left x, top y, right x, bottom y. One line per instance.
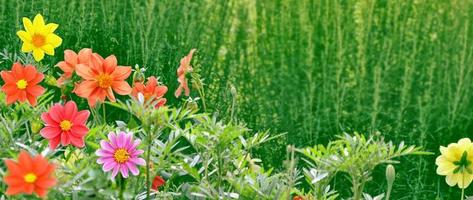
112, 81, 131, 95
103, 55, 117, 74
74, 80, 98, 97
23, 65, 38, 81
111, 66, 131, 80
12, 62, 24, 79
64, 50, 78, 66
1, 71, 16, 83
75, 64, 95, 80
29, 73, 44, 86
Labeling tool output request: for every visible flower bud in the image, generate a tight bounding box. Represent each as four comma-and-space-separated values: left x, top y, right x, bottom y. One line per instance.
44, 75, 58, 87
31, 120, 43, 134
386, 164, 396, 187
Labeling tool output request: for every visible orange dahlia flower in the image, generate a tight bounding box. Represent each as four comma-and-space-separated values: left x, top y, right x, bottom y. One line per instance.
56, 48, 93, 86
175, 49, 196, 97
1, 62, 45, 106
73, 54, 132, 107
131, 76, 167, 108
4, 151, 56, 197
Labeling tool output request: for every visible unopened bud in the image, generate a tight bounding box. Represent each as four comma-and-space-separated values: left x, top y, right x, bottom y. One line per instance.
386, 164, 396, 187
44, 75, 58, 87
31, 120, 43, 134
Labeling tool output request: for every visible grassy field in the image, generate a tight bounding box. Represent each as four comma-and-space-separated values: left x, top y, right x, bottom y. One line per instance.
1, 0, 473, 199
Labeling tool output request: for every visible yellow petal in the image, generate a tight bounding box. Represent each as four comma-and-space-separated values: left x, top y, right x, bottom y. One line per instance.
16, 31, 31, 42
435, 156, 456, 175
32, 14, 45, 31
32, 48, 45, 61
41, 44, 54, 55
446, 173, 459, 187
459, 173, 473, 189
21, 42, 34, 52
44, 23, 58, 34
22, 17, 34, 33
46, 34, 62, 48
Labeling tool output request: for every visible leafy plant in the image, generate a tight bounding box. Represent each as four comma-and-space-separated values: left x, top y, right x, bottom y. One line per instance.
298, 132, 429, 200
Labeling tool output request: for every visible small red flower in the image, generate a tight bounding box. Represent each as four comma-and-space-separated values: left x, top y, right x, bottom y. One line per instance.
4, 151, 56, 197
131, 76, 167, 108
40, 101, 90, 149
293, 196, 304, 200
174, 49, 196, 97
1, 62, 45, 106
152, 175, 166, 191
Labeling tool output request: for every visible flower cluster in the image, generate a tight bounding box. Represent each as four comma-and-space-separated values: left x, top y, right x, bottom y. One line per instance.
1, 13, 196, 198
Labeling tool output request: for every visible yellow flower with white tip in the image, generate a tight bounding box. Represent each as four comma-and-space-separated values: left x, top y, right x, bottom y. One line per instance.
16, 14, 62, 62
436, 138, 473, 189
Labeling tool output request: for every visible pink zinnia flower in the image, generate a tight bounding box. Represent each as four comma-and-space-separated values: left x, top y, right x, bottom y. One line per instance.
96, 131, 145, 179
40, 101, 90, 149
175, 49, 196, 97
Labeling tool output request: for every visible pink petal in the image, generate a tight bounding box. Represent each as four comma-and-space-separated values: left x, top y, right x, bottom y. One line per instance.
63, 101, 78, 120
126, 162, 139, 176
117, 132, 126, 148
128, 139, 141, 151
41, 112, 58, 124
103, 161, 116, 172
73, 110, 90, 125
70, 136, 85, 148
61, 132, 71, 146
97, 157, 115, 164
96, 149, 113, 157
49, 137, 60, 150
70, 124, 88, 137
48, 104, 64, 122
111, 165, 120, 179
100, 140, 115, 152
120, 164, 129, 178
108, 132, 118, 148
130, 158, 146, 166
40, 126, 61, 139
130, 150, 144, 156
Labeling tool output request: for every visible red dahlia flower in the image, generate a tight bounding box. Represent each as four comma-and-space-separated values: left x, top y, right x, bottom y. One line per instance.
40, 101, 90, 149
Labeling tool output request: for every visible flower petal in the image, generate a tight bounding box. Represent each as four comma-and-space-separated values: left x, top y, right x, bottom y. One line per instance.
46, 34, 62, 48
40, 126, 62, 139
32, 48, 45, 62
112, 81, 131, 95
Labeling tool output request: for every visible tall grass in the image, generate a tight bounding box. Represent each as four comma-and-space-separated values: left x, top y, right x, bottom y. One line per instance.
1, 0, 473, 198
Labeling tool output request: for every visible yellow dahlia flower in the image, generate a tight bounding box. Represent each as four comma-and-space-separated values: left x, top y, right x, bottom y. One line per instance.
436, 138, 473, 189
16, 14, 62, 62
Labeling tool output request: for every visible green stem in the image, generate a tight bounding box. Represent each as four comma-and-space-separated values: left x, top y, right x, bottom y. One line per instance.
145, 127, 152, 199
102, 103, 107, 124
119, 175, 126, 200
461, 173, 465, 200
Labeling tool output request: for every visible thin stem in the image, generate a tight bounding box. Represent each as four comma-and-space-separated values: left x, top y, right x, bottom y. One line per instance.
461, 173, 465, 200
461, 187, 465, 200
119, 175, 126, 200
102, 103, 107, 124
145, 127, 152, 199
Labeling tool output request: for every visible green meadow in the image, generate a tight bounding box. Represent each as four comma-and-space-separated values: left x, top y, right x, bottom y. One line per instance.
1, 0, 473, 199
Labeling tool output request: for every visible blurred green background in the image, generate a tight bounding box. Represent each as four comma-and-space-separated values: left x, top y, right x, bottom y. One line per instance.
1, 0, 473, 199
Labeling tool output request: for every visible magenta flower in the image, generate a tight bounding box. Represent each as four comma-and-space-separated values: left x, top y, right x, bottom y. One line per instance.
96, 131, 145, 179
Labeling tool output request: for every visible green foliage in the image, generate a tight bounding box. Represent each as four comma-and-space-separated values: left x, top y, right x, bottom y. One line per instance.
299, 133, 429, 200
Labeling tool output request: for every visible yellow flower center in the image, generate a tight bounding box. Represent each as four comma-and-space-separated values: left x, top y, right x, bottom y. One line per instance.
24, 173, 37, 183
97, 74, 113, 88
31, 34, 46, 47
113, 148, 130, 163
59, 120, 73, 131
16, 79, 28, 89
